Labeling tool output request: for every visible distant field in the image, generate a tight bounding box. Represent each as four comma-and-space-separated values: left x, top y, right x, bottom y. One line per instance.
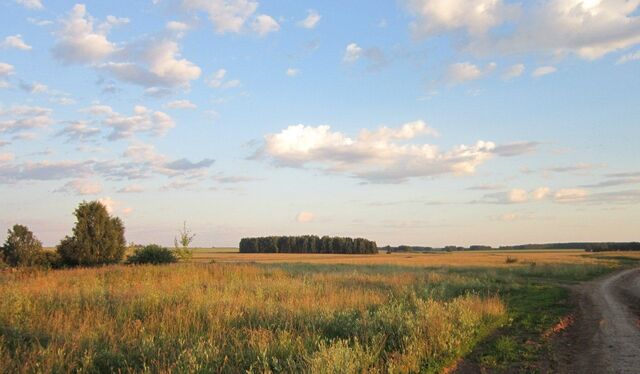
193, 249, 640, 267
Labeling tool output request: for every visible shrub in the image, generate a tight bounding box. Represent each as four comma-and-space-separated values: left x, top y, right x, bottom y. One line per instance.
1, 224, 45, 267
57, 201, 126, 267
127, 244, 177, 265
505, 256, 519, 264
174, 222, 195, 261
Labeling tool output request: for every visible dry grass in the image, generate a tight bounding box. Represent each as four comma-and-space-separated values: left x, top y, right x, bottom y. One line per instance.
194, 250, 640, 267
0, 263, 506, 373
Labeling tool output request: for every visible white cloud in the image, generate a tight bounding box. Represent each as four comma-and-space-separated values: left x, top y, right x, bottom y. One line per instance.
531, 186, 551, 200
56, 179, 102, 195
343, 43, 363, 63
532, 66, 557, 77
445, 62, 481, 84
16, 0, 43, 10
502, 63, 525, 79
167, 21, 189, 31
0, 105, 54, 134
0, 62, 15, 77
165, 99, 197, 109
508, 188, 529, 203
56, 120, 100, 142
257, 120, 501, 183
554, 188, 588, 202
0, 80, 9, 89
98, 196, 117, 213
251, 14, 279, 36
184, 0, 257, 33
52, 4, 118, 64
206, 69, 240, 89
405, 0, 640, 60
405, 0, 519, 38
100, 39, 201, 88
297, 9, 321, 29
19, 81, 48, 93
82, 104, 175, 140
295, 211, 314, 223
617, 50, 640, 64
1, 35, 32, 51
286, 68, 299, 77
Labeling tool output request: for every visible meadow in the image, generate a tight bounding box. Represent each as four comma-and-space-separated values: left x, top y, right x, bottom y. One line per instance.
1, 251, 638, 373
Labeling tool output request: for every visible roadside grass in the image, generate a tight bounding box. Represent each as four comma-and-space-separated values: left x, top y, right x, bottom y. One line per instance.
0, 256, 634, 373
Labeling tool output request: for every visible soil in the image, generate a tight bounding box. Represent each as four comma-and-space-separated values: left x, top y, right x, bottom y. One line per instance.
555, 267, 640, 374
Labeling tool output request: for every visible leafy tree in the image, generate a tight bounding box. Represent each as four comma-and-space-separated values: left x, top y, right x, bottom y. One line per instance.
127, 244, 177, 265
57, 201, 126, 266
1, 224, 44, 267
174, 221, 195, 260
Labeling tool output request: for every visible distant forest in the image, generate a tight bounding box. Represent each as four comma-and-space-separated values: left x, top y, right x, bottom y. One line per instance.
383, 242, 640, 252
239, 236, 377, 254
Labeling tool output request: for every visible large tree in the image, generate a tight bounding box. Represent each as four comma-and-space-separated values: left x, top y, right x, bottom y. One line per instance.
57, 201, 126, 266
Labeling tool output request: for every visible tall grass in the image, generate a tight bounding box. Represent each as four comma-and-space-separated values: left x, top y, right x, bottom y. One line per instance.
0, 263, 505, 373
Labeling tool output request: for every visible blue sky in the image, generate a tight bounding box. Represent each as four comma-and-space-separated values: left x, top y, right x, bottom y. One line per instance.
0, 0, 639, 247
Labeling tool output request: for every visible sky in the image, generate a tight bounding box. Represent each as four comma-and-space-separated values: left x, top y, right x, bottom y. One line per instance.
0, 0, 639, 247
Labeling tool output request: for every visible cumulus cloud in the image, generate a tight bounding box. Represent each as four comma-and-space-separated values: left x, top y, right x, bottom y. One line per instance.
99, 39, 201, 88
0, 62, 15, 77
255, 120, 509, 183
251, 14, 279, 36
297, 9, 321, 29
532, 66, 557, 77
0, 105, 54, 134
502, 63, 525, 80
295, 211, 314, 223
183, 0, 278, 36
531, 186, 551, 200
206, 69, 240, 89
55, 179, 102, 195
481, 186, 551, 204
1, 35, 32, 51
82, 104, 175, 140
165, 99, 197, 109
404, 0, 640, 60
445, 62, 495, 84
19, 81, 48, 93
52, 4, 120, 64
342, 43, 388, 70
56, 120, 100, 142
286, 68, 299, 77
16, 0, 43, 10
343, 43, 363, 63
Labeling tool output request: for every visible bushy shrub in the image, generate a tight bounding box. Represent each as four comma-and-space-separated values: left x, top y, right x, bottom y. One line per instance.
126, 244, 177, 265
1, 224, 44, 267
57, 201, 126, 267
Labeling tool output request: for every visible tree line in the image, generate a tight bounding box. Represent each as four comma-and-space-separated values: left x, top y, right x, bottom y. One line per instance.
239, 235, 378, 254
1, 201, 196, 269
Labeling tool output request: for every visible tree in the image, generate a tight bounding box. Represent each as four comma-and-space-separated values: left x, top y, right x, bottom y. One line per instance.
1, 224, 44, 267
174, 221, 195, 260
57, 201, 126, 266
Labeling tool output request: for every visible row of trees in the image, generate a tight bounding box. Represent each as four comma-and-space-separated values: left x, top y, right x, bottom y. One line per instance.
1, 201, 196, 269
499, 242, 640, 252
239, 235, 378, 254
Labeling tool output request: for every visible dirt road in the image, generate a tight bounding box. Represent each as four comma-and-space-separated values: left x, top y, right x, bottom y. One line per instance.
560, 267, 640, 373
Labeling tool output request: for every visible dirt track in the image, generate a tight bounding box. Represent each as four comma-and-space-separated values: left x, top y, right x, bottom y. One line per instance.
559, 267, 640, 373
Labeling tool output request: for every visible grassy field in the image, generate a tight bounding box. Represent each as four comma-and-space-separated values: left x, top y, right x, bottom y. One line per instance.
1, 251, 638, 373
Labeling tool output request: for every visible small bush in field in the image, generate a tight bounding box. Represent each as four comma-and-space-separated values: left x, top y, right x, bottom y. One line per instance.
505, 256, 518, 264
127, 244, 177, 265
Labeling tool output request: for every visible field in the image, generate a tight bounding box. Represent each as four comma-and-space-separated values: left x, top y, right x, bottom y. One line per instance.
1, 251, 639, 373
